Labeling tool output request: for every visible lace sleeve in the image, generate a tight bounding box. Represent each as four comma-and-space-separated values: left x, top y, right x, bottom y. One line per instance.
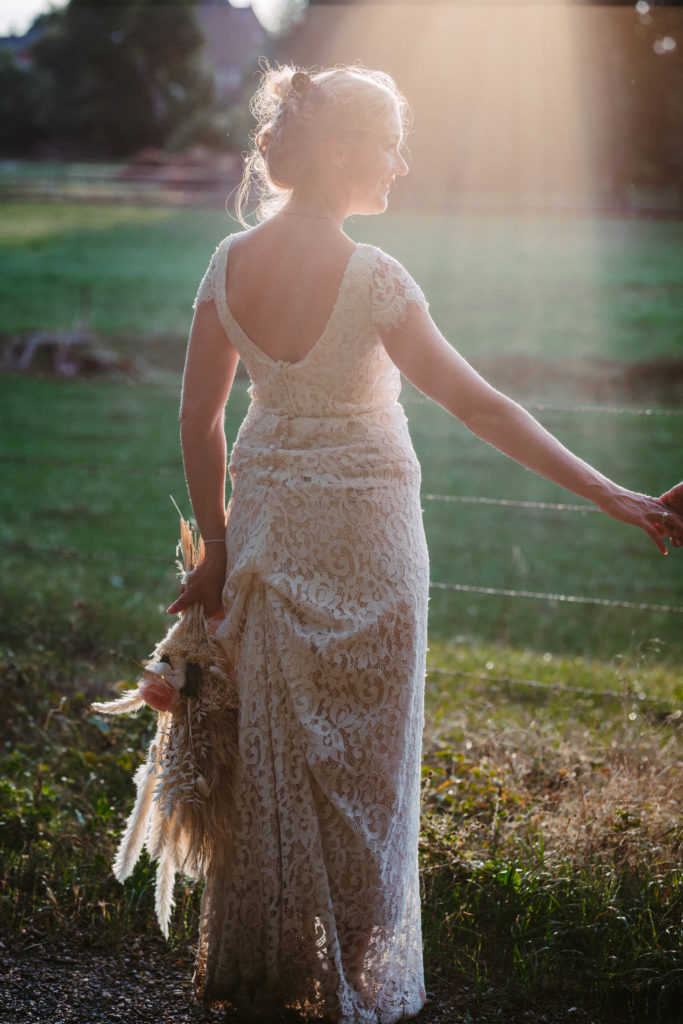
192, 240, 225, 310
369, 250, 429, 333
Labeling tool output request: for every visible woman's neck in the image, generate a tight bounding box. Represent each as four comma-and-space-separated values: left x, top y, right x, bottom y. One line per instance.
280, 187, 348, 229
279, 209, 339, 226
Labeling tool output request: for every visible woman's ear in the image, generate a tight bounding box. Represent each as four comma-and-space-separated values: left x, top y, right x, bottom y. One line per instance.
326, 136, 351, 175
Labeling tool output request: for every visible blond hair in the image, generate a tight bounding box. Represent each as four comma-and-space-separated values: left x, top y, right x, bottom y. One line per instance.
235, 63, 410, 225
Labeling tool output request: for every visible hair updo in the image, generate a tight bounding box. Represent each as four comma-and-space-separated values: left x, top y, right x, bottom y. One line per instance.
235, 63, 410, 225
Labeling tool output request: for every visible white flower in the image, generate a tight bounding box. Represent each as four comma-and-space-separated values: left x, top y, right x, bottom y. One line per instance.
143, 660, 185, 692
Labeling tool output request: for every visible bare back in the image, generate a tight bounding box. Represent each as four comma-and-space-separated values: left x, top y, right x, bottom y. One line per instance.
225, 218, 357, 365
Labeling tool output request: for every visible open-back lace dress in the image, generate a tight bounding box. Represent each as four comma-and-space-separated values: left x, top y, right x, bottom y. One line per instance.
192, 233, 430, 1022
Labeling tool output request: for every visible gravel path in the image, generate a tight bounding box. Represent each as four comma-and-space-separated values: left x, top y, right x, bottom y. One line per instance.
0, 941, 464, 1024
0, 946, 222, 1024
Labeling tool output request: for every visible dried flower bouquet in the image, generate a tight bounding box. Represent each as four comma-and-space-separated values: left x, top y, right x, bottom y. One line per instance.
92, 518, 238, 936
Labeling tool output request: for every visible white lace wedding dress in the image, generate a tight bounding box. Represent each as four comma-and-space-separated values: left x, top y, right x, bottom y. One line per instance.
192, 233, 430, 1022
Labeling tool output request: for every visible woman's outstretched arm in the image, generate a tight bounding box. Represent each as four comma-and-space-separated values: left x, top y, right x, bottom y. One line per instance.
381, 305, 683, 552
168, 300, 240, 616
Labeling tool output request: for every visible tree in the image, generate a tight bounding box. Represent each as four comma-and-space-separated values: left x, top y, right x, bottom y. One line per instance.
29, 0, 216, 157
0, 48, 51, 155
580, 7, 683, 197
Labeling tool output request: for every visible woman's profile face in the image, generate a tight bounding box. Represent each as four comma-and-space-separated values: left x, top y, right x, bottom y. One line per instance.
342, 104, 408, 217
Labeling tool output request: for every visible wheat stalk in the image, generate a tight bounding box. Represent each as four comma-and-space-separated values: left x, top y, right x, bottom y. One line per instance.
92, 511, 238, 935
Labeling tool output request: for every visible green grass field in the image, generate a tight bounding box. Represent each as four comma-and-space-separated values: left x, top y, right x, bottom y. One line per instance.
2, 373, 681, 662
1, 201, 682, 661
1, 202, 683, 362
1, 201, 682, 1022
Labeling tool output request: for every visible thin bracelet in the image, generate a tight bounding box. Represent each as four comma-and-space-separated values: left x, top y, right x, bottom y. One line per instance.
203, 538, 225, 544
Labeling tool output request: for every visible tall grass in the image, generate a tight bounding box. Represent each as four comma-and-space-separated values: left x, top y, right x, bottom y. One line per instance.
420, 644, 683, 1022
2, 640, 681, 1021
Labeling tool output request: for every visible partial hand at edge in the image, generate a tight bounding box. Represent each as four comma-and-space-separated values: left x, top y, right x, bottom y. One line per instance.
658, 481, 683, 549
598, 486, 683, 554
661, 481, 683, 516
167, 548, 227, 618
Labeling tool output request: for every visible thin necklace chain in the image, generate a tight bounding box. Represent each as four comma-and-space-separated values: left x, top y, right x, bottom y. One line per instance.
279, 210, 339, 225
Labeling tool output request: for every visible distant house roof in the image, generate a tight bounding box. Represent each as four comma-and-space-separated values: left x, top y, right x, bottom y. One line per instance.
196, 1, 268, 101
0, 19, 50, 68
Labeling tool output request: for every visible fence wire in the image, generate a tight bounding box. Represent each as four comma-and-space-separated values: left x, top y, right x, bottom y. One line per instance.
7, 541, 683, 616
425, 666, 679, 708
7, 542, 169, 566
0, 456, 649, 516
4, 398, 682, 628
423, 494, 597, 512
0, 455, 180, 478
526, 402, 683, 418
402, 394, 683, 417
429, 581, 683, 615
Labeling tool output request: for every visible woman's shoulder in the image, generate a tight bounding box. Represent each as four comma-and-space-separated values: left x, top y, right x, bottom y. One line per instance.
193, 231, 244, 309
354, 243, 421, 286
354, 241, 398, 266
207, 229, 247, 257
356, 242, 426, 294
196, 229, 250, 281
355, 243, 429, 328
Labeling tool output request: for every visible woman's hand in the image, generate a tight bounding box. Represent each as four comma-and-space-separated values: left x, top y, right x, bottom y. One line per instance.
659, 481, 683, 548
167, 545, 227, 617
598, 486, 683, 553
661, 481, 683, 515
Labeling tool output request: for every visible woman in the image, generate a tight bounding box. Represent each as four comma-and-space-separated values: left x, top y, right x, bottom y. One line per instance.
167, 65, 682, 1022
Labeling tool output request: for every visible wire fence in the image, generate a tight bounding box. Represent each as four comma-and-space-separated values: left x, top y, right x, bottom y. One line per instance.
403, 394, 683, 418
425, 666, 678, 708
3, 395, 681, 617
8, 539, 681, 616
3, 397, 682, 702
6, 464, 683, 611
429, 581, 683, 615
525, 403, 683, 418
424, 494, 597, 512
